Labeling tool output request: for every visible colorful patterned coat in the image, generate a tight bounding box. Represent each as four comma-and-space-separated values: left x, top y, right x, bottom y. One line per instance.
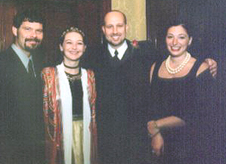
42, 65, 98, 164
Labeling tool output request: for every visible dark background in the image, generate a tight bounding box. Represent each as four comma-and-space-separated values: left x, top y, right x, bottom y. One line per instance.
146, 0, 226, 60
0, 0, 226, 63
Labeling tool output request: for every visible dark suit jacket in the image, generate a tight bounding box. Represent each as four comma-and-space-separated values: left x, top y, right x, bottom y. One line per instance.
0, 47, 45, 164
86, 40, 158, 164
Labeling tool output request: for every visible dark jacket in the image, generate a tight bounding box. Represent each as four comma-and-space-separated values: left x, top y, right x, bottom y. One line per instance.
0, 47, 45, 164
86, 40, 158, 164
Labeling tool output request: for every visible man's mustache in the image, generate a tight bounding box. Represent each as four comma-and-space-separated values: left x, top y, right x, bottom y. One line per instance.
111, 34, 120, 37
25, 38, 41, 43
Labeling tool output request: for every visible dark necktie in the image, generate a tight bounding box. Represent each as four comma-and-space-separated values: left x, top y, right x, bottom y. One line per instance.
28, 59, 35, 77
114, 50, 119, 60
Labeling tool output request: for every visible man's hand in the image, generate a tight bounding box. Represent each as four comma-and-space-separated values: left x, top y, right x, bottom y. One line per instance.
205, 58, 217, 78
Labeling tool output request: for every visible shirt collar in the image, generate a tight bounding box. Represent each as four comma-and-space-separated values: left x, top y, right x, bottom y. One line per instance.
108, 40, 128, 60
11, 44, 33, 71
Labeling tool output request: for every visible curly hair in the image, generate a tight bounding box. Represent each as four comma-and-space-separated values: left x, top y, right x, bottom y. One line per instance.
13, 9, 45, 29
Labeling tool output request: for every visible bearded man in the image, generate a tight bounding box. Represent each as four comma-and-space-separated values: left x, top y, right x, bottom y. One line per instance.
0, 9, 46, 164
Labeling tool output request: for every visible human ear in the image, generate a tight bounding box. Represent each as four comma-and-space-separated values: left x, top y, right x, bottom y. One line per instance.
59, 44, 63, 52
126, 24, 129, 31
102, 26, 106, 34
12, 26, 18, 37
188, 37, 193, 46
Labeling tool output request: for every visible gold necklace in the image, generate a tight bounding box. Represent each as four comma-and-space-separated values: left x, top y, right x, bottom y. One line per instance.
65, 69, 81, 82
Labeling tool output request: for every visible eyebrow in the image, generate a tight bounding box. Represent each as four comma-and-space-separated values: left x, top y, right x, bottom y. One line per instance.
64, 39, 83, 42
167, 33, 187, 36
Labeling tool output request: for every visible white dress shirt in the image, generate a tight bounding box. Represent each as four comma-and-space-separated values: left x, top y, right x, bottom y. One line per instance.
108, 40, 128, 60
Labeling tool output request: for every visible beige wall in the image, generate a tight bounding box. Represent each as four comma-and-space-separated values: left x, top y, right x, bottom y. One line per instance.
112, 0, 146, 41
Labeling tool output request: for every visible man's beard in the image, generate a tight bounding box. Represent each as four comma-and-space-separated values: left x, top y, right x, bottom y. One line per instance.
24, 38, 42, 52
108, 38, 125, 48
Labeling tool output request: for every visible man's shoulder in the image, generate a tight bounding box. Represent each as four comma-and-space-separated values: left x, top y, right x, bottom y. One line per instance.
0, 47, 15, 60
0, 46, 14, 53
0, 48, 15, 77
128, 40, 159, 61
81, 45, 107, 70
131, 40, 156, 52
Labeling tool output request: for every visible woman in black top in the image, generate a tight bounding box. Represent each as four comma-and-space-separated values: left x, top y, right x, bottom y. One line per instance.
147, 23, 220, 164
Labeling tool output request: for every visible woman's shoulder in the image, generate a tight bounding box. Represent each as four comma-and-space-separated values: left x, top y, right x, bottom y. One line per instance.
86, 69, 95, 79
82, 67, 94, 74
42, 67, 56, 75
150, 56, 166, 72
150, 62, 157, 81
196, 60, 209, 77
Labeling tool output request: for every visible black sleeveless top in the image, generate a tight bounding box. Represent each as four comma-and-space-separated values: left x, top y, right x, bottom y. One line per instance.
149, 58, 218, 163
150, 58, 203, 122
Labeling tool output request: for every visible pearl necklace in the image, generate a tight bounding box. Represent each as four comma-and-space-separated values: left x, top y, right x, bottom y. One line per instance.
165, 52, 191, 74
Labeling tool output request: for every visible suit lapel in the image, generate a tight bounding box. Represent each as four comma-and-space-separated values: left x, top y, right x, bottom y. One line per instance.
7, 47, 43, 79
6, 47, 28, 76
101, 40, 135, 69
